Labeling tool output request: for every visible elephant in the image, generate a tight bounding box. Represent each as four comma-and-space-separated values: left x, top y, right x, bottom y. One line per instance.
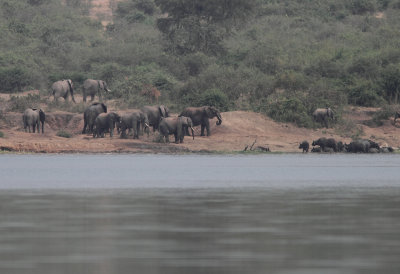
312, 137, 338, 152
345, 140, 370, 153
93, 112, 121, 138
299, 141, 309, 153
140, 105, 169, 131
119, 110, 150, 139
82, 103, 107, 134
179, 106, 222, 136
159, 116, 194, 144
83, 79, 110, 102
23, 108, 45, 133
313, 107, 334, 128
51, 79, 76, 103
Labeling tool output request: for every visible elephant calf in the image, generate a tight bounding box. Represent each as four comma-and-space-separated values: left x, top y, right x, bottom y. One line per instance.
23, 108, 45, 133
93, 112, 121, 138
159, 116, 194, 144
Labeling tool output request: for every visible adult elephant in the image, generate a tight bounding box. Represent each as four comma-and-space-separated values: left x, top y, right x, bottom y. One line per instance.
179, 106, 222, 136
23, 108, 45, 133
93, 112, 121, 138
119, 110, 150, 139
51, 79, 76, 103
83, 79, 110, 102
313, 107, 334, 128
159, 116, 194, 144
140, 105, 169, 131
82, 103, 107, 134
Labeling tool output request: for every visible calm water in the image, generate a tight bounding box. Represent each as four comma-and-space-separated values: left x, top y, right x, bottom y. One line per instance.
0, 154, 400, 274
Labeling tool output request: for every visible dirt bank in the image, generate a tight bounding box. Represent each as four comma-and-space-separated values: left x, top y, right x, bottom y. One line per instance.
1, 104, 399, 153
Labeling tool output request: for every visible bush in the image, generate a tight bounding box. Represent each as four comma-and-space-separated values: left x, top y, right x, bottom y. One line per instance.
0, 67, 31, 93
0, 131, 4, 138
265, 97, 314, 128
8, 94, 42, 112
56, 130, 72, 138
196, 89, 230, 111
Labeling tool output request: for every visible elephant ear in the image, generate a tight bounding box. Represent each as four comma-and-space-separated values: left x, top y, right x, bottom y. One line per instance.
204, 106, 213, 118
102, 103, 107, 113
159, 106, 166, 117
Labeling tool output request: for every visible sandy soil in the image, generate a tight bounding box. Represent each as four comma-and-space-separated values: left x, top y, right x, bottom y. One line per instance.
1, 92, 400, 153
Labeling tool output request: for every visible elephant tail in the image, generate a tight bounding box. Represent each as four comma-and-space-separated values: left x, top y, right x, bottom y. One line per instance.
39, 109, 46, 124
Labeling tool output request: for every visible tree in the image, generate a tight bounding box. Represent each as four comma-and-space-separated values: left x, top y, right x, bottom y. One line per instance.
381, 64, 400, 104
154, 0, 258, 55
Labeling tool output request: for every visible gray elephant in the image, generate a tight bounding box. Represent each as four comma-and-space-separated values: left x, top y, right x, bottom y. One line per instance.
159, 116, 195, 144
140, 105, 169, 131
23, 108, 45, 133
93, 112, 121, 138
119, 110, 150, 139
51, 79, 76, 103
82, 103, 107, 134
313, 107, 334, 128
83, 79, 110, 102
179, 106, 222, 136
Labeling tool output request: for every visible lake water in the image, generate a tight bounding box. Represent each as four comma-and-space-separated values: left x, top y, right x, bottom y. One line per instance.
0, 154, 400, 274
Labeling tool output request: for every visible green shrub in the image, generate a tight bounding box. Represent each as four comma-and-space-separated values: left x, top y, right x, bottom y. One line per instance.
56, 130, 72, 138
266, 97, 314, 128
8, 94, 42, 112
0, 131, 4, 138
0, 67, 31, 93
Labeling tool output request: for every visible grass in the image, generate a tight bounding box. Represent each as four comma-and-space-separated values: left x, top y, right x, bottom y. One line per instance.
56, 130, 72, 138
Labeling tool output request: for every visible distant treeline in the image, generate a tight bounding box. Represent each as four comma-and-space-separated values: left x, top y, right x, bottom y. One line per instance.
1, 0, 400, 127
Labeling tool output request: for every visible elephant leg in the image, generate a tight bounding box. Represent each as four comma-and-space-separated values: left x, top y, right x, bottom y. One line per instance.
165, 134, 169, 143
205, 120, 211, 136
174, 133, 179, 144
200, 124, 205, 136
82, 119, 87, 134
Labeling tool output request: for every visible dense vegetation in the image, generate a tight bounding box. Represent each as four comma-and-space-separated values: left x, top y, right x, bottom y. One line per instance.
1, 0, 400, 127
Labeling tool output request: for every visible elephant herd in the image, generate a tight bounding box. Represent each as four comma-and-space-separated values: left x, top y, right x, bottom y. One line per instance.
84, 104, 222, 144
299, 138, 394, 153
21, 103, 223, 144
51, 79, 110, 103
84, 104, 222, 143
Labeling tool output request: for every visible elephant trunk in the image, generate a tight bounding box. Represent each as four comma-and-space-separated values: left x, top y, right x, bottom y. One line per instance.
190, 126, 195, 140
216, 113, 222, 125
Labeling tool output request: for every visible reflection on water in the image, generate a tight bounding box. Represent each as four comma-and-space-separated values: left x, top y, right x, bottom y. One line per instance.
0, 154, 400, 274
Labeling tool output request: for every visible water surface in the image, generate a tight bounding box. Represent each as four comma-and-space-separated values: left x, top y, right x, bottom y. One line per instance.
0, 154, 399, 274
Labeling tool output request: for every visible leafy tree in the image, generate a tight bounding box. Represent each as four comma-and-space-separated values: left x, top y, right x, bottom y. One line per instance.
380, 64, 400, 104
154, 0, 259, 55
